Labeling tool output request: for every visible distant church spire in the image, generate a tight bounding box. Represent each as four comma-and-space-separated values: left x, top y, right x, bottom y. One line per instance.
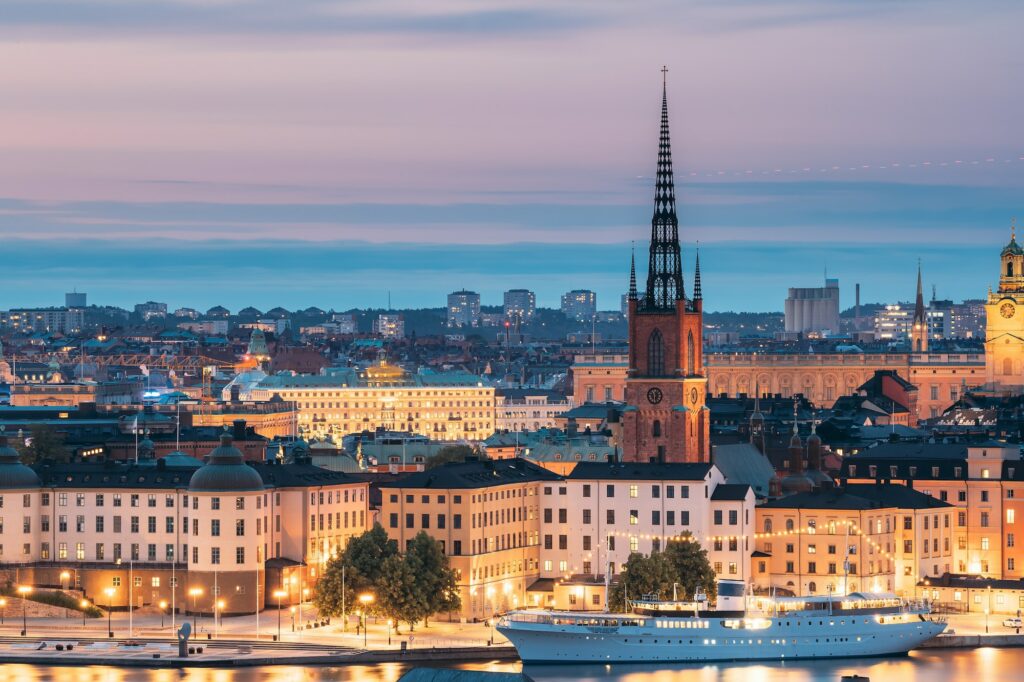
628, 242, 638, 301
693, 243, 702, 301
912, 259, 929, 352
640, 66, 685, 311
914, 259, 926, 325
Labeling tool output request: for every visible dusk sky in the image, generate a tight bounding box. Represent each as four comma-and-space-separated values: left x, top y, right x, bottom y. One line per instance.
2, 0, 1022, 312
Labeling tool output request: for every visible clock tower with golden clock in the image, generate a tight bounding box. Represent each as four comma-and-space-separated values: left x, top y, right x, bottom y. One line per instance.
620, 71, 710, 464
984, 222, 1024, 390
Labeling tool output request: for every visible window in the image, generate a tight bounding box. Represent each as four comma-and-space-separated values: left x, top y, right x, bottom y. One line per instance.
728, 510, 738, 526
582, 484, 591, 498
236, 497, 245, 510
647, 329, 665, 376
236, 519, 245, 536
236, 547, 245, 564
630, 510, 638, 525
1009, 509, 1016, 524
582, 509, 592, 524
629, 536, 639, 552
211, 547, 220, 564
607, 510, 615, 524
981, 490, 990, 503
714, 510, 723, 525
981, 512, 990, 528
652, 420, 662, 438
606, 484, 615, 498
211, 497, 220, 510
629, 485, 638, 498
982, 537, 990, 551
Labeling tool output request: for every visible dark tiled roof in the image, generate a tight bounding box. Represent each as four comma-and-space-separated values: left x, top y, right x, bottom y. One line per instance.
566, 461, 713, 481
851, 443, 968, 460
377, 457, 561, 490
842, 458, 966, 481
710, 483, 751, 501
759, 483, 953, 511
251, 462, 361, 487
34, 462, 197, 489
924, 572, 1024, 591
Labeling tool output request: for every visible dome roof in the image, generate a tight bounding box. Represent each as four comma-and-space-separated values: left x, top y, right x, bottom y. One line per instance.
0, 434, 40, 489
1003, 234, 1024, 256
780, 472, 814, 495
189, 433, 264, 492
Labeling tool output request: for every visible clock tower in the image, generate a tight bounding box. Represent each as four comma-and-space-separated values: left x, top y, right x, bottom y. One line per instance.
984, 222, 1024, 390
621, 71, 710, 464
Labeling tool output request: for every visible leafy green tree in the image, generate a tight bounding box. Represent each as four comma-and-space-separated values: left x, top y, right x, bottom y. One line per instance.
16, 425, 68, 465
664, 534, 718, 601
404, 531, 462, 626
312, 523, 397, 618
378, 553, 427, 632
607, 551, 676, 612
425, 444, 481, 469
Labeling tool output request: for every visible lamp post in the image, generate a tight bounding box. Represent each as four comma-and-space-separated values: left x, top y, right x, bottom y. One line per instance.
387, 619, 393, 646
80, 599, 89, 628
0, 597, 6, 625
215, 600, 225, 639
273, 590, 287, 641
358, 593, 374, 648
188, 588, 203, 630
60, 571, 71, 591
159, 600, 168, 629
17, 585, 32, 637
104, 587, 115, 637
289, 606, 296, 632
986, 585, 992, 634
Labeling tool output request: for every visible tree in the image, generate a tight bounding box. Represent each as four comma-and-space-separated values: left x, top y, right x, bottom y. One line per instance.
312, 523, 397, 618
607, 551, 676, 612
425, 444, 481, 469
404, 531, 462, 626
16, 425, 68, 465
663, 534, 718, 602
378, 553, 427, 632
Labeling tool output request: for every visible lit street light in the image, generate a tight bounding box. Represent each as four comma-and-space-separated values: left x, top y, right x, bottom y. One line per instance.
215, 600, 225, 639
272, 589, 288, 641
159, 600, 168, 629
104, 587, 115, 637
0, 597, 6, 625
387, 619, 393, 646
60, 571, 71, 591
80, 599, 90, 628
17, 585, 32, 636
188, 587, 203, 631
358, 593, 375, 648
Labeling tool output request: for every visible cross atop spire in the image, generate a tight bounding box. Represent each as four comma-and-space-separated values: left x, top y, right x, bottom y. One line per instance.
640, 67, 685, 312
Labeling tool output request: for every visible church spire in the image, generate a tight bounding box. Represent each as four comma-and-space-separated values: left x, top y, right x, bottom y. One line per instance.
914, 259, 926, 325
641, 66, 685, 311
628, 242, 638, 301
693, 243, 702, 301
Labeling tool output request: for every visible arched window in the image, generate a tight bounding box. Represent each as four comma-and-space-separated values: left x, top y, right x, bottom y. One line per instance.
647, 329, 665, 377
785, 519, 795, 531
808, 581, 817, 594
764, 518, 773, 533
652, 420, 662, 438
687, 331, 696, 376
1009, 261, 1015, 277
1004, 358, 1014, 376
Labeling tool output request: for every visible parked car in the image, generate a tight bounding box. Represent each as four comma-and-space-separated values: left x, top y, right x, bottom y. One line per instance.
1003, 617, 1022, 628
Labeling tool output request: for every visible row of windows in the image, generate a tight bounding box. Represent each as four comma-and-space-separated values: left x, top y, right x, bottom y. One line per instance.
309, 510, 366, 532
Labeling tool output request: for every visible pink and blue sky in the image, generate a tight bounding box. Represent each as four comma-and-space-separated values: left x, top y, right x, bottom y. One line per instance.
1, 0, 1021, 312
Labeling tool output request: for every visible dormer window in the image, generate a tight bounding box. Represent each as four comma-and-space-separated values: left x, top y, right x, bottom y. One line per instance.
954, 467, 962, 478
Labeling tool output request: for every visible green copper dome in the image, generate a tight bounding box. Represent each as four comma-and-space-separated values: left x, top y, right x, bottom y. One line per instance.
0, 434, 40, 489
188, 433, 264, 492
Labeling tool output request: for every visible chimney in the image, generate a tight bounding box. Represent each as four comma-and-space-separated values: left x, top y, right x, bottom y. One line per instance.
855, 283, 861, 320
230, 385, 241, 402
233, 419, 247, 442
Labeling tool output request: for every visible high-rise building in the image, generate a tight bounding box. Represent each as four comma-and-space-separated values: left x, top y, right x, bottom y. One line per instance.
65, 291, 87, 309
621, 73, 709, 464
874, 304, 912, 341
373, 313, 405, 339
560, 290, 596, 321
134, 301, 168, 321
784, 278, 840, 336
446, 290, 481, 327
503, 289, 536, 321
0, 308, 84, 334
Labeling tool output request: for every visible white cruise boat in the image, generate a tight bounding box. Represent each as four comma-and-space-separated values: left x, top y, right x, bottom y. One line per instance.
497, 580, 946, 664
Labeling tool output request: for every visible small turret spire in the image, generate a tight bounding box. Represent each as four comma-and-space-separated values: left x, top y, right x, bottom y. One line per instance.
628, 242, 638, 301
914, 259, 926, 325
693, 242, 702, 301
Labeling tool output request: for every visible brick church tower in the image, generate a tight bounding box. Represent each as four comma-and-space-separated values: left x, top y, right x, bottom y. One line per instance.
621, 71, 710, 463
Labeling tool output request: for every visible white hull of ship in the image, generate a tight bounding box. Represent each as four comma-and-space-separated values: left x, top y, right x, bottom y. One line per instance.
498, 616, 946, 664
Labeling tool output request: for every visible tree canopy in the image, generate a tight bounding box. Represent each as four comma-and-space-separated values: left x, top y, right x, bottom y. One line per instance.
15, 424, 69, 465
425, 444, 482, 469
664, 534, 718, 601
312, 523, 396, 618
607, 536, 717, 612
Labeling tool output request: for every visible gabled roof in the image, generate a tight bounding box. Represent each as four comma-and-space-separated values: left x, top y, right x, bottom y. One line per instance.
710, 483, 751, 501
566, 461, 713, 481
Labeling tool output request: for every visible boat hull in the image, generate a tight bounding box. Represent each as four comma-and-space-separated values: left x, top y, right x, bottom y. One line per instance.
498, 615, 946, 664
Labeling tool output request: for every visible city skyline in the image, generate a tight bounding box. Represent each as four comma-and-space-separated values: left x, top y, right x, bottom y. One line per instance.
1, 1, 1021, 311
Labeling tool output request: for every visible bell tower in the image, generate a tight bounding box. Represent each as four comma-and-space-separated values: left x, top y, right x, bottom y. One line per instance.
985, 220, 1024, 390
621, 69, 710, 464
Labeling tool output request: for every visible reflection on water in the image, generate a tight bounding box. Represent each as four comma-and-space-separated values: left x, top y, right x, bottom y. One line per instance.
6, 648, 1023, 682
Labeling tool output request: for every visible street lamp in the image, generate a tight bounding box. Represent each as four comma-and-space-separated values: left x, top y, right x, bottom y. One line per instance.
272, 590, 288, 641
80, 599, 90, 628
188, 588, 203, 630
104, 587, 115, 637
387, 619, 393, 646
289, 606, 296, 632
17, 585, 32, 636
986, 585, 992, 634
358, 593, 374, 648
60, 571, 71, 591
0, 597, 6, 625
215, 600, 225, 639
159, 600, 168, 629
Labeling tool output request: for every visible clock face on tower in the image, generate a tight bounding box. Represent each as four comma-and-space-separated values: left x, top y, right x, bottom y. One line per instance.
690, 387, 699, 404
647, 387, 663, 404
1001, 302, 1016, 319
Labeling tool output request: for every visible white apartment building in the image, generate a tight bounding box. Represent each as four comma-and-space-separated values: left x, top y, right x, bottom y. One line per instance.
538, 462, 755, 583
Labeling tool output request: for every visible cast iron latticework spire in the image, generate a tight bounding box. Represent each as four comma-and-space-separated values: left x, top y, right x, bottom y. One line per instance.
693, 244, 702, 302
640, 66, 685, 312
628, 242, 638, 301
914, 259, 926, 325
